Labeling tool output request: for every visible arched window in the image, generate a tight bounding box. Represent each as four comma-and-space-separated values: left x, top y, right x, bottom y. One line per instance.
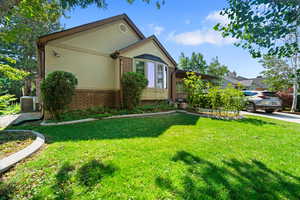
133, 54, 168, 89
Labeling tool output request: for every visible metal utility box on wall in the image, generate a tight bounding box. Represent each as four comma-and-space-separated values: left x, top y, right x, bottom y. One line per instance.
20, 96, 38, 112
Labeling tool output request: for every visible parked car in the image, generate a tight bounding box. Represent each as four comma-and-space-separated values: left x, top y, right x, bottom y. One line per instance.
243, 90, 282, 113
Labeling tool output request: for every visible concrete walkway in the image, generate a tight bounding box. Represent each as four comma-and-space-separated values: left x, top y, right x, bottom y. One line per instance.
0, 130, 45, 173
0, 112, 42, 128
241, 111, 300, 124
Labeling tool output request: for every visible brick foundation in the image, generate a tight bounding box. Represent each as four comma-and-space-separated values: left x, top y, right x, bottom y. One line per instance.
69, 89, 120, 110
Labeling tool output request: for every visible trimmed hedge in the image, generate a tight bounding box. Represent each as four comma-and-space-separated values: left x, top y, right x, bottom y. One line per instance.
41, 71, 78, 119
121, 72, 148, 110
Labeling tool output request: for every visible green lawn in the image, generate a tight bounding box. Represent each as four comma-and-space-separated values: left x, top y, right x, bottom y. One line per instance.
1, 113, 300, 200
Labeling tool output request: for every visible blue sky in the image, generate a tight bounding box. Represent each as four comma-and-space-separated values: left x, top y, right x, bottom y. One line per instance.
61, 0, 264, 78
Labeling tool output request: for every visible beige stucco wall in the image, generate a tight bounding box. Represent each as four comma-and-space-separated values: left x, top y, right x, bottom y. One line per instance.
49, 20, 140, 54
45, 19, 141, 90
45, 45, 116, 90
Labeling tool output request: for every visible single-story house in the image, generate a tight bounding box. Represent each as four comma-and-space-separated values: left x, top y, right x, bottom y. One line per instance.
223, 72, 267, 90
37, 14, 178, 110
37, 14, 216, 110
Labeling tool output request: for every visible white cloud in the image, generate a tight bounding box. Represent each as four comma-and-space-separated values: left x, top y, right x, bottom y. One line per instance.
168, 29, 237, 46
206, 10, 229, 25
165, 10, 237, 46
148, 24, 165, 36
185, 19, 191, 25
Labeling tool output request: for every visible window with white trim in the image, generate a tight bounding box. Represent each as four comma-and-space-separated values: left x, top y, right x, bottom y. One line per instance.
135, 60, 145, 75
156, 64, 164, 88
134, 60, 168, 89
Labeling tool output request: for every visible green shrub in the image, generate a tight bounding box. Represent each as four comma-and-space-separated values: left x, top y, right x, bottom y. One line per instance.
183, 72, 209, 108
0, 94, 17, 115
207, 86, 222, 113
41, 71, 78, 119
183, 73, 245, 116
121, 72, 148, 110
137, 102, 174, 112
220, 85, 246, 116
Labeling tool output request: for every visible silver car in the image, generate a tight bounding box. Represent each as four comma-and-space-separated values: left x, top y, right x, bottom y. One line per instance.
244, 91, 282, 113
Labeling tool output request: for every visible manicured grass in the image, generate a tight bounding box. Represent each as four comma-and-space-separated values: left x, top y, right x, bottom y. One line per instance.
1, 114, 300, 200
0, 131, 35, 159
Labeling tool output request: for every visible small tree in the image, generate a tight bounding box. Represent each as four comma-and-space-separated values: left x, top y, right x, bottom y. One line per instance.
0, 59, 29, 114
207, 86, 222, 114
183, 72, 208, 108
221, 85, 246, 116
260, 55, 293, 92
121, 72, 148, 110
41, 71, 78, 119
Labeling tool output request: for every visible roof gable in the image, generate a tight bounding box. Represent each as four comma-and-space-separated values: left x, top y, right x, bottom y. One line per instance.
113, 35, 177, 66
38, 14, 145, 45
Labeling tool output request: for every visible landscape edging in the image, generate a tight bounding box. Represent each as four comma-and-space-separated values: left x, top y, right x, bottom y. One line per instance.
40, 118, 98, 126
103, 110, 177, 119
40, 111, 177, 126
178, 110, 244, 120
40, 110, 243, 126
0, 130, 45, 173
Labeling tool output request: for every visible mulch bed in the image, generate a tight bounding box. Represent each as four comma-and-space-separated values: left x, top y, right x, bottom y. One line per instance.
0, 131, 35, 160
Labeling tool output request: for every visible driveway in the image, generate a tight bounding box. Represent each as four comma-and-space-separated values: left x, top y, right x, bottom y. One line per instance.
241, 111, 300, 124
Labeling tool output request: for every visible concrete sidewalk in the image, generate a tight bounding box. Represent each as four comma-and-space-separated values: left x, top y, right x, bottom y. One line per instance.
241, 111, 300, 124
0, 112, 42, 129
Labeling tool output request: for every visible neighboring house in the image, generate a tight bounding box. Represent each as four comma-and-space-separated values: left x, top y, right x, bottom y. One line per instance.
37, 14, 177, 110
223, 72, 267, 90
239, 77, 267, 90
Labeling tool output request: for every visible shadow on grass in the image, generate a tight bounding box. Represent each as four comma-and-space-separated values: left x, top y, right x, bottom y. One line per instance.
156, 151, 300, 200
209, 117, 277, 126
236, 118, 276, 126
0, 131, 35, 146
28, 114, 200, 143
0, 182, 15, 200
0, 159, 117, 200
77, 160, 116, 188
52, 163, 75, 200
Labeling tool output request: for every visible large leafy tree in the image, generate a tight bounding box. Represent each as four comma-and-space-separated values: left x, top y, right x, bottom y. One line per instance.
215, 0, 300, 111
0, 0, 63, 95
179, 52, 208, 74
0, 57, 28, 112
207, 56, 229, 79
0, 0, 165, 18
179, 53, 229, 85
259, 56, 293, 92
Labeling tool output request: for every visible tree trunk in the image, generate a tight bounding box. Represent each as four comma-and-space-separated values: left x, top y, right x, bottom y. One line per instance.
290, 29, 299, 112
23, 78, 32, 96
290, 54, 299, 112
291, 81, 298, 112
